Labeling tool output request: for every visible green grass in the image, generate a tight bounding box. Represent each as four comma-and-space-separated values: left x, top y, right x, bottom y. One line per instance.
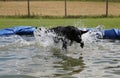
0, 17, 120, 29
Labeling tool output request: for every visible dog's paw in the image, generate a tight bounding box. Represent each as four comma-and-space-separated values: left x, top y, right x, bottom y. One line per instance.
80, 42, 84, 48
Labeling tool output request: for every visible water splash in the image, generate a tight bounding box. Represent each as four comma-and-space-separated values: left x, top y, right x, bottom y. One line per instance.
34, 27, 63, 49
33, 26, 104, 51
0, 35, 35, 50
0, 26, 104, 52
82, 25, 103, 43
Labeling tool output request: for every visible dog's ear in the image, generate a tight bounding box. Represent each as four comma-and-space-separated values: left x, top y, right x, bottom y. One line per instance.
81, 30, 89, 34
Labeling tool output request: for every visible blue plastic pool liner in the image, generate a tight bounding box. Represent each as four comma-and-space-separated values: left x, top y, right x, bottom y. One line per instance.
0, 26, 36, 36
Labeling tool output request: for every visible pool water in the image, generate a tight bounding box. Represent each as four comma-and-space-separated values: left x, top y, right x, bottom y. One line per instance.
0, 28, 120, 78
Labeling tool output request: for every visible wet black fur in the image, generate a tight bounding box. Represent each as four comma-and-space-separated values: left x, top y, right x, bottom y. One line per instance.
47, 26, 88, 51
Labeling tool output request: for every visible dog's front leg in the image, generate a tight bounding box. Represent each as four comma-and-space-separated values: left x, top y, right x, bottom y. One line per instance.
62, 41, 67, 50
80, 41, 84, 48
61, 38, 67, 51
69, 40, 73, 46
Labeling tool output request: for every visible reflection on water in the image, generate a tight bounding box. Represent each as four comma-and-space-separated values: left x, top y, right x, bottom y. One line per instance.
51, 48, 84, 77
0, 34, 120, 78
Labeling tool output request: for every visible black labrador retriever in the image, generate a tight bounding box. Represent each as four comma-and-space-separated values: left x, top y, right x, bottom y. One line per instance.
46, 26, 88, 51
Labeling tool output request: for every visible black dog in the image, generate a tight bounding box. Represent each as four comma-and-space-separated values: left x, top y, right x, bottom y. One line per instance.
47, 26, 88, 51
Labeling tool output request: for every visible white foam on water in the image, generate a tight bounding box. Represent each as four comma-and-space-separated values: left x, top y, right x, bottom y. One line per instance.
34, 27, 55, 47
0, 26, 104, 52
0, 35, 35, 50
82, 26, 103, 43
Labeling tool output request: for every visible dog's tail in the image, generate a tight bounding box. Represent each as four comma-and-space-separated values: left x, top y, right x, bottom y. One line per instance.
81, 30, 89, 35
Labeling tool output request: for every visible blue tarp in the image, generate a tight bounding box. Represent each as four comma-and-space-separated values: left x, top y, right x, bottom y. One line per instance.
0, 26, 120, 40
103, 29, 120, 39
81, 28, 120, 39
0, 26, 36, 36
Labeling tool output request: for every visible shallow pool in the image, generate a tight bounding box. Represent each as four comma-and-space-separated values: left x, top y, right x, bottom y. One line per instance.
0, 34, 120, 78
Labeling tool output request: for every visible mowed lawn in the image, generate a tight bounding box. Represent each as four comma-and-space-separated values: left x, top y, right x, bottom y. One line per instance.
0, 1, 120, 16
0, 17, 120, 29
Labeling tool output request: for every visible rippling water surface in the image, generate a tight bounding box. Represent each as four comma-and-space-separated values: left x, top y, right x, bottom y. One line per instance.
0, 30, 120, 78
